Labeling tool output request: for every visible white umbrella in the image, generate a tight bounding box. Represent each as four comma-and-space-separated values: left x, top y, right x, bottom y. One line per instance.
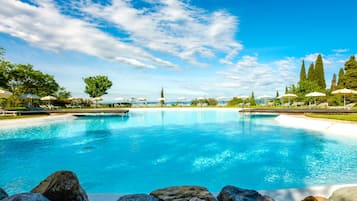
257, 95, 272, 100
0, 89, 12, 98
158, 97, 165, 101
137, 97, 147, 101
41, 95, 57, 106
332, 88, 357, 108
40, 95, 57, 101
197, 97, 206, 100
305, 92, 326, 97
91, 97, 102, 107
282, 93, 297, 105
305, 92, 326, 106
68, 97, 80, 101
238, 95, 249, 100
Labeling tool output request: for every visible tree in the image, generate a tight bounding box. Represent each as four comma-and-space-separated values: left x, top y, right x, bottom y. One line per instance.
285, 86, 288, 94
299, 60, 307, 82
307, 63, 315, 82
337, 67, 345, 89
7, 64, 59, 96
330, 73, 337, 91
160, 87, 165, 105
314, 54, 326, 89
249, 91, 256, 106
83, 75, 112, 98
275, 90, 280, 105
344, 55, 357, 90
55, 87, 71, 99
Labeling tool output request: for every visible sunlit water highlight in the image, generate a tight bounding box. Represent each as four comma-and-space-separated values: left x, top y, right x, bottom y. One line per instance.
0, 109, 357, 194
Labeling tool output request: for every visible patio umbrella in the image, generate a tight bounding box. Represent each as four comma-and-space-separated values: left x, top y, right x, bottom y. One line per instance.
305, 92, 326, 106
257, 95, 272, 100
68, 97, 80, 101
238, 95, 249, 100
332, 88, 357, 108
0, 89, 12, 98
137, 97, 147, 101
91, 97, 103, 107
281, 93, 297, 105
41, 95, 57, 101
41, 95, 57, 105
19, 93, 40, 105
197, 97, 206, 100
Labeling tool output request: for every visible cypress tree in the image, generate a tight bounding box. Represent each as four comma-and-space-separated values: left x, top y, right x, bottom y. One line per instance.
276, 90, 279, 98
314, 54, 326, 89
250, 91, 256, 106
344, 55, 357, 90
285, 86, 288, 93
337, 67, 345, 88
299, 60, 307, 82
330, 73, 337, 91
307, 63, 315, 82
160, 87, 165, 105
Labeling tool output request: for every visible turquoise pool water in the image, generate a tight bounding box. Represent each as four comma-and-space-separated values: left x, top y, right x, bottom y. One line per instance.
1, 109, 357, 194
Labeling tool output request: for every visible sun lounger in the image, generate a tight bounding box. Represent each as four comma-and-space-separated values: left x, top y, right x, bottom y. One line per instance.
317, 102, 328, 109
0, 108, 18, 116
329, 103, 356, 110
26, 105, 45, 111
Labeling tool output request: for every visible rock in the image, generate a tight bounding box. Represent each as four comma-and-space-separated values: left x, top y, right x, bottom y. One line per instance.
328, 186, 357, 201
0, 188, 8, 200
1, 193, 49, 201
315, 196, 327, 201
31, 170, 89, 201
150, 186, 217, 201
217, 185, 275, 201
302, 196, 327, 201
117, 194, 159, 201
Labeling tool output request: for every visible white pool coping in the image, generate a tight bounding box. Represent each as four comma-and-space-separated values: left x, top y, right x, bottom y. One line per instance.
0, 114, 76, 130
275, 114, 357, 139
87, 184, 357, 201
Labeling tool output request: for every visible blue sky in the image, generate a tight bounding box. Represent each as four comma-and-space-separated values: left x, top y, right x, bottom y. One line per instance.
0, 0, 356, 100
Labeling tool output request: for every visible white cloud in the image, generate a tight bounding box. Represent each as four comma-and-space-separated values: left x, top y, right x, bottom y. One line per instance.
215, 56, 298, 96
0, 0, 180, 69
78, 0, 242, 66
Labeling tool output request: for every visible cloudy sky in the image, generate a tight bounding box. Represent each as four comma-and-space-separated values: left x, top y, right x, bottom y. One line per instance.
0, 0, 356, 100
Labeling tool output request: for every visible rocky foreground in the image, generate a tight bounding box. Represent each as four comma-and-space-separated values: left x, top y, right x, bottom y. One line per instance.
1, 171, 356, 201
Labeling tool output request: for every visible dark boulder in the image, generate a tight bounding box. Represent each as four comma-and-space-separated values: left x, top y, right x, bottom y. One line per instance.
217, 185, 274, 201
31, 170, 89, 201
118, 194, 159, 201
150, 186, 217, 201
1, 193, 49, 201
0, 188, 8, 200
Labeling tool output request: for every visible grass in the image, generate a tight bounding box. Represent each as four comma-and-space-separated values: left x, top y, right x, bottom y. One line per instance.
305, 113, 357, 122
0, 114, 49, 120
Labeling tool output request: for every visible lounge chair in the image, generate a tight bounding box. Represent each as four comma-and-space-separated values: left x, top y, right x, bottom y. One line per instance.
26, 105, 45, 111
317, 102, 328, 109
0, 107, 18, 116
329, 103, 356, 110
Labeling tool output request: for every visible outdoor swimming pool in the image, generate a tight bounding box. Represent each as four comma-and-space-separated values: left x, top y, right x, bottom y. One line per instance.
1, 109, 357, 194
